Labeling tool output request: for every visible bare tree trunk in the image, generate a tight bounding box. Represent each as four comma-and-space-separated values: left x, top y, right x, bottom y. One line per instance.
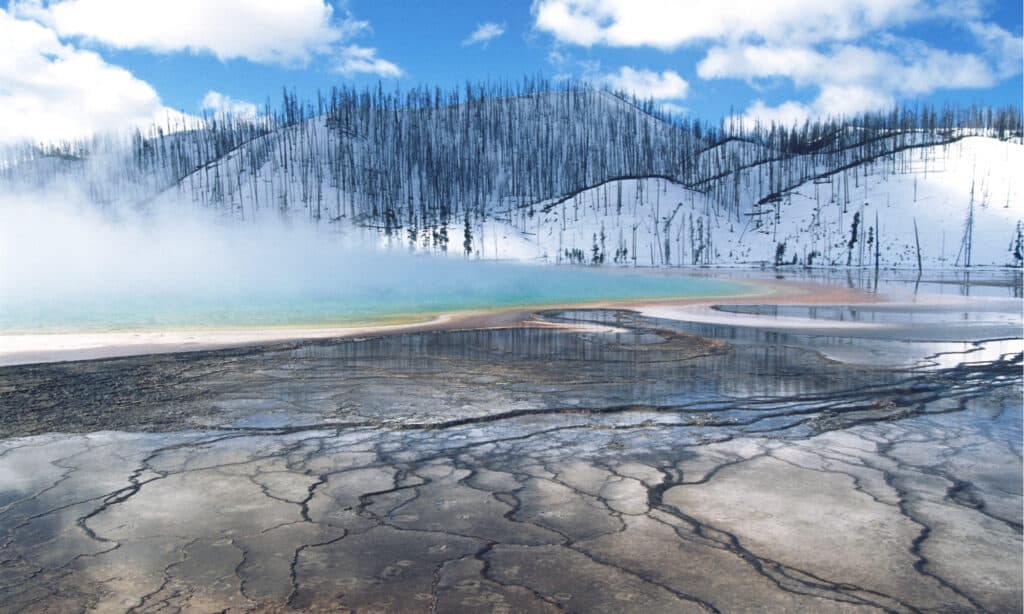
913, 218, 922, 272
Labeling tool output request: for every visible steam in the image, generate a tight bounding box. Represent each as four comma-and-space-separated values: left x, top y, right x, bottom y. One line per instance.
1, 191, 381, 301
0, 189, 731, 332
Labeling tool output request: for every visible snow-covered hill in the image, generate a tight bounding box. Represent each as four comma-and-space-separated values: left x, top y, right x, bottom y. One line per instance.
461, 137, 1023, 268
2, 84, 1021, 269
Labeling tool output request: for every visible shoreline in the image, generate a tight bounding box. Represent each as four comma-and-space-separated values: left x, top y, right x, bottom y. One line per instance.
0, 278, 878, 367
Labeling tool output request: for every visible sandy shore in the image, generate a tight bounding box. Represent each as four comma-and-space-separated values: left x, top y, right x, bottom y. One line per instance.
0, 278, 876, 366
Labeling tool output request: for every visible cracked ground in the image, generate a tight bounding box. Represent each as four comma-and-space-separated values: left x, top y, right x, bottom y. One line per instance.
0, 303, 1021, 613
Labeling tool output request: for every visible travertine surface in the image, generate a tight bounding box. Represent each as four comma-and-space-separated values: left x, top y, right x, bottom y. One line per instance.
0, 304, 1020, 613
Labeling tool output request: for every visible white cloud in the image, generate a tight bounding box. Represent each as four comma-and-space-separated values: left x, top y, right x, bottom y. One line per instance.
463, 22, 505, 47
698, 43, 997, 93
12, 0, 357, 65
532, 0, 920, 48
0, 9, 188, 144
701, 41, 998, 121
534, 0, 1018, 120
334, 45, 403, 77
967, 21, 1024, 79
597, 67, 689, 100
658, 102, 688, 116
201, 91, 259, 119
547, 49, 570, 67
698, 46, 823, 85
812, 85, 895, 117
735, 90, 893, 129
737, 100, 814, 129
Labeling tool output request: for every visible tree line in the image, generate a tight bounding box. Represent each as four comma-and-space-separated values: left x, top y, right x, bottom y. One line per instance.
1, 78, 1020, 252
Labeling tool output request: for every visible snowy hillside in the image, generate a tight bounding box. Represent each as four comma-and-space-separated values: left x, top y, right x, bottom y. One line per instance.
2, 82, 1021, 269
467, 137, 1024, 268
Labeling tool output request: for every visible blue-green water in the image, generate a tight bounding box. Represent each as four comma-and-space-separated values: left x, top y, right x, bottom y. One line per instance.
0, 261, 750, 334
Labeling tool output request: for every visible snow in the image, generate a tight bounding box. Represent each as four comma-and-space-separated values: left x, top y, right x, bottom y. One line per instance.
471, 136, 1024, 268
2, 89, 1020, 270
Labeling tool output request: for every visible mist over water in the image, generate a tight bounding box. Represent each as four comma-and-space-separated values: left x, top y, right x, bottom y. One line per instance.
0, 193, 744, 333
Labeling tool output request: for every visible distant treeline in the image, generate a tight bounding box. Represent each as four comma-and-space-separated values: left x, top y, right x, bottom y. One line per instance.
2, 78, 1020, 237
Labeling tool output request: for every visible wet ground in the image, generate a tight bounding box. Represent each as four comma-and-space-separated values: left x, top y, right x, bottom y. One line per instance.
0, 274, 1021, 613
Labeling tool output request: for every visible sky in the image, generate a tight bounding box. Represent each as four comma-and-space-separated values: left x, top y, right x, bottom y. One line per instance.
0, 0, 1021, 143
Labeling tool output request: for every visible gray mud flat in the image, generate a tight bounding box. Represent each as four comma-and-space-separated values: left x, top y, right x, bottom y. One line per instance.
0, 298, 1021, 612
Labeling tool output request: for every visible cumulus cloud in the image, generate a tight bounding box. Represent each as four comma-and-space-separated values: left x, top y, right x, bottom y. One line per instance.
967, 21, 1024, 79
11, 0, 355, 65
201, 91, 259, 119
597, 67, 689, 100
702, 41, 999, 124
1, 0, 400, 143
700, 42, 997, 92
737, 100, 814, 129
334, 44, 403, 77
534, 0, 1020, 121
658, 102, 688, 116
532, 0, 919, 48
463, 22, 505, 47
0, 8, 189, 144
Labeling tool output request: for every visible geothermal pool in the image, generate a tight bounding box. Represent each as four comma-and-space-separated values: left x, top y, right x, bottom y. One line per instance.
0, 261, 747, 333
0, 270, 1020, 612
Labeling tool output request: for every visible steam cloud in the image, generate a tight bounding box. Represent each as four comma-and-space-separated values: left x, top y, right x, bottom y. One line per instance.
0, 189, 713, 332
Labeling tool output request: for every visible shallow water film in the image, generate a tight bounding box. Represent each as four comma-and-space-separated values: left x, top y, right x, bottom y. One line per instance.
0, 260, 744, 333
0, 277, 1021, 613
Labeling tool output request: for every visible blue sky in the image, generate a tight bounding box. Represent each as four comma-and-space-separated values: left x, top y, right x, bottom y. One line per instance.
0, 0, 1020, 143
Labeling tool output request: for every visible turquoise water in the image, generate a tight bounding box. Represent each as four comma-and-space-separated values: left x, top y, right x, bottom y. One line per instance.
0, 261, 750, 334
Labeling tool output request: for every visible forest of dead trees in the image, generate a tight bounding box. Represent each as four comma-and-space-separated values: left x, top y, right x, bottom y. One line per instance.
2, 78, 1021, 261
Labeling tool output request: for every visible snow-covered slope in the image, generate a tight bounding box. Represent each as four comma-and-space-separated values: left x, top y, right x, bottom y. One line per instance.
446, 137, 1023, 268
2, 84, 1020, 269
